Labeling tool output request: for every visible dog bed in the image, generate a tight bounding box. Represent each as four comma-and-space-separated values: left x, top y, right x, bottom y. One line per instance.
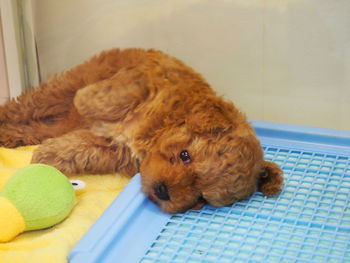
0, 146, 130, 263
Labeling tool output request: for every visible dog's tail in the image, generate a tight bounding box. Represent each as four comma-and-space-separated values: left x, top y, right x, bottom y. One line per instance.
258, 161, 283, 196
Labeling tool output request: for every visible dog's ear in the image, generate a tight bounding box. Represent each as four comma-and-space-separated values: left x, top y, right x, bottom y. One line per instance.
74, 70, 149, 121
185, 98, 239, 135
258, 161, 283, 196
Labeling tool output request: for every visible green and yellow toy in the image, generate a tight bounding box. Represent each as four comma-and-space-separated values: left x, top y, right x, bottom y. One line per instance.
0, 164, 76, 242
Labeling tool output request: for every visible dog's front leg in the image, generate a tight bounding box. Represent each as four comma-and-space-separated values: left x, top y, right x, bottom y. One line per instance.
31, 129, 139, 176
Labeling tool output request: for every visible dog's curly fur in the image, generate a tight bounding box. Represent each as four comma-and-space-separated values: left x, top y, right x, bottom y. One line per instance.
0, 48, 283, 213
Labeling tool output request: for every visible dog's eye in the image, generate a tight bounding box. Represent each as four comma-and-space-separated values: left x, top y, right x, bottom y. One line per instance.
179, 150, 191, 164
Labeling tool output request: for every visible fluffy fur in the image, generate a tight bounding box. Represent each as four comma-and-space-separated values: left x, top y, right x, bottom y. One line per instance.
0, 48, 283, 213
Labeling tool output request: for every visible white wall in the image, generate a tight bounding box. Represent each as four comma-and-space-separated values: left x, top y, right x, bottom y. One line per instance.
32, 0, 350, 130
0, 14, 10, 105
0, 0, 25, 99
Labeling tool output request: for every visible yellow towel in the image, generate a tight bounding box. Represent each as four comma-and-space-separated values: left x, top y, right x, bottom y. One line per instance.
0, 146, 130, 263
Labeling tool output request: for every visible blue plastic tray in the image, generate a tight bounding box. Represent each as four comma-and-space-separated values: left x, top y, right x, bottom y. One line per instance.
69, 121, 350, 263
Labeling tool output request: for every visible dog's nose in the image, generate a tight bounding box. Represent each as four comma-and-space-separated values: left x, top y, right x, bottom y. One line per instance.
154, 183, 170, 201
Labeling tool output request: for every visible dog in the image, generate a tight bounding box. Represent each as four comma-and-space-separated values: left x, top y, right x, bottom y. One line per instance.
0, 48, 283, 213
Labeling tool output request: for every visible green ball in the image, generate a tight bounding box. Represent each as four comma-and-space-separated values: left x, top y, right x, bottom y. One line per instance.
0, 164, 75, 230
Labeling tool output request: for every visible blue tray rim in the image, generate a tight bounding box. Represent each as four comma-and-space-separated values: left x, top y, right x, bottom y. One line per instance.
251, 120, 350, 149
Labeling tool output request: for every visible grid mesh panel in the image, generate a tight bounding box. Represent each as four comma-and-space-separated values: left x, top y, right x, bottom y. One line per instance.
140, 147, 350, 263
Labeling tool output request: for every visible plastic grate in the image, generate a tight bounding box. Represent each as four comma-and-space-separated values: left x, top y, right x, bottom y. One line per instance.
140, 146, 350, 263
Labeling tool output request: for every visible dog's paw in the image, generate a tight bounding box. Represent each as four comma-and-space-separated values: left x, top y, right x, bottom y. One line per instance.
31, 140, 76, 174
0, 128, 23, 148
0, 122, 43, 148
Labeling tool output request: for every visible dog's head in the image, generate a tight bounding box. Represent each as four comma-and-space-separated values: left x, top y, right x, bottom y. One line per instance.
139, 98, 283, 213
76, 83, 283, 214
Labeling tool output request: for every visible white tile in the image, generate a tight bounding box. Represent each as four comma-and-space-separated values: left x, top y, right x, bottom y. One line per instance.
339, 103, 350, 131
339, 66, 350, 131
262, 0, 350, 130
263, 94, 340, 129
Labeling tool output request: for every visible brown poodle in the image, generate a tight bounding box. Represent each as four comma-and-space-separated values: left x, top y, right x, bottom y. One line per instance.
0, 48, 283, 213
